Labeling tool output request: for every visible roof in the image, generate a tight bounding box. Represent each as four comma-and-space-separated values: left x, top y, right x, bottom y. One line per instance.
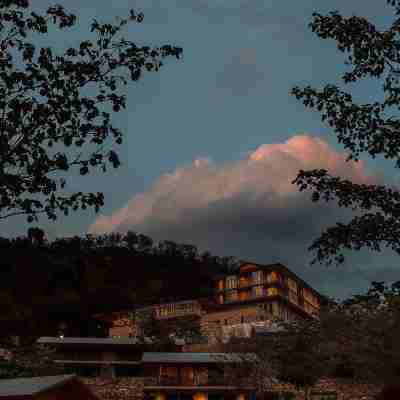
37, 336, 141, 346
142, 352, 258, 364
54, 360, 141, 365
0, 375, 76, 397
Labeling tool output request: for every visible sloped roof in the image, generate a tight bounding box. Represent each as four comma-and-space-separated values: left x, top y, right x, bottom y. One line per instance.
0, 374, 76, 397
37, 336, 141, 346
142, 352, 258, 364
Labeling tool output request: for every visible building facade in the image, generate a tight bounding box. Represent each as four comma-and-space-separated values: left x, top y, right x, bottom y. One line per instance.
202, 262, 320, 339
95, 262, 322, 342
142, 352, 257, 400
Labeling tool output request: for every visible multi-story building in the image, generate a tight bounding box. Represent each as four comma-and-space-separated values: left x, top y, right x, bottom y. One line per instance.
95, 261, 322, 342
201, 262, 321, 339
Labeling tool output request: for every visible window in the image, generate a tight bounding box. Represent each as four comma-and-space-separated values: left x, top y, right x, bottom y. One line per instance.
160, 366, 178, 382
241, 316, 244, 323
252, 271, 260, 284
217, 280, 224, 291
181, 367, 195, 385
224, 319, 228, 325
239, 290, 251, 301
267, 271, 281, 283
253, 285, 264, 297
267, 287, 278, 297
225, 290, 238, 302
226, 276, 237, 289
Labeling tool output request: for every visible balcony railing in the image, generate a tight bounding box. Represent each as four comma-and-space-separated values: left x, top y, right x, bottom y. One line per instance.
216, 278, 286, 293
143, 376, 227, 387
154, 301, 202, 319
224, 289, 284, 303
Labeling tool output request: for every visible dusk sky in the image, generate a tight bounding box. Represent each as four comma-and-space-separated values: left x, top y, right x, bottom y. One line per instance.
3, 0, 400, 301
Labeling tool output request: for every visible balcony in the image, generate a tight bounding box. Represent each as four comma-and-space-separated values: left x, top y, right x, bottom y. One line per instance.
155, 301, 202, 320
224, 286, 285, 303
143, 375, 228, 387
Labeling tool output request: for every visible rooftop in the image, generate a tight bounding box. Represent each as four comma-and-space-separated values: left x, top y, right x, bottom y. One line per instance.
37, 336, 141, 346
0, 375, 75, 397
142, 352, 258, 364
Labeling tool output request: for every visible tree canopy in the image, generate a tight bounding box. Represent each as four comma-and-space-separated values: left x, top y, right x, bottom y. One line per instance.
0, 0, 182, 222
291, 0, 400, 265
0, 231, 238, 338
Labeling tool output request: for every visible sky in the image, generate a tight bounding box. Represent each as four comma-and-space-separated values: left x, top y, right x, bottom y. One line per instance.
2, 0, 400, 301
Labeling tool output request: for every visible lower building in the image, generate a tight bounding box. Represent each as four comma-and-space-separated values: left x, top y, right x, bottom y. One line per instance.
142, 352, 257, 400
37, 337, 151, 378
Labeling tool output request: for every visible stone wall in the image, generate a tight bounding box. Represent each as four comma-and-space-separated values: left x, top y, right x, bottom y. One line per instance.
81, 377, 143, 400
200, 304, 267, 338
271, 378, 382, 400
81, 377, 382, 400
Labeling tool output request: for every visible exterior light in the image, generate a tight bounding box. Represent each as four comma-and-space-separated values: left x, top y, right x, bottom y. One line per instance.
193, 393, 208, 400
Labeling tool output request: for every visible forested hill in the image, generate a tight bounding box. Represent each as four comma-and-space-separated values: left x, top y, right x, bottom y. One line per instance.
0, 230, 238, 339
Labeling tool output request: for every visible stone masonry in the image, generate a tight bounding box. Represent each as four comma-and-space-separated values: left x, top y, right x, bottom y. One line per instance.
82, 377, 382, 400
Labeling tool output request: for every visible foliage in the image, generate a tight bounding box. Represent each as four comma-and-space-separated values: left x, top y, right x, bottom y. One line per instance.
220, 282, 400, 398
0, 342, 62, 378
291, 0, 400, 265
264, 317, 334, 400
334, 280, 400, 386
0, 231, 236, 338
0, 0, 182, 222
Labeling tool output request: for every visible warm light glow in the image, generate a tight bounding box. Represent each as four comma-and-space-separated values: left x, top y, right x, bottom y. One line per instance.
155, 393, 166, 400
267, 287, 278, 297
193, 393, 208, 400
217, 280, 224, 290
237, 394, 247, 400
239, 291, 250, 301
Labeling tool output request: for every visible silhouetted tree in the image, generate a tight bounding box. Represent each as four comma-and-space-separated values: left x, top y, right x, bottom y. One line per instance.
0, 231, 233, 338
0, 0, 182, 223
291, 0, 400, 266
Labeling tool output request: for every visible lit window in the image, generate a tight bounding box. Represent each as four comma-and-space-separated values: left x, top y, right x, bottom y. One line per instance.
239, 291, 250, 301
226, 290, 238, 302
226, 276, 238, 289
267, 287, 278, 297
254, 286, 263, 297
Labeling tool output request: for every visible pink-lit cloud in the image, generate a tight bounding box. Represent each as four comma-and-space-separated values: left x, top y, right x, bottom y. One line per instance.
89, 134, 381, 299
90, 134, 373, 236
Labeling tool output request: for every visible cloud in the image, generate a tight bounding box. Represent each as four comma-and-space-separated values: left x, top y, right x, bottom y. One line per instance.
89, 134, 383, 299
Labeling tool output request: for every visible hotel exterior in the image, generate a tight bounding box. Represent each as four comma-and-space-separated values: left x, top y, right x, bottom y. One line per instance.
96, 261, 322, 342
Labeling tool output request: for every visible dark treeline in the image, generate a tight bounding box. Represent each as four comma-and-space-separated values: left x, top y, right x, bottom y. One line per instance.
0, 229, 238, 341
